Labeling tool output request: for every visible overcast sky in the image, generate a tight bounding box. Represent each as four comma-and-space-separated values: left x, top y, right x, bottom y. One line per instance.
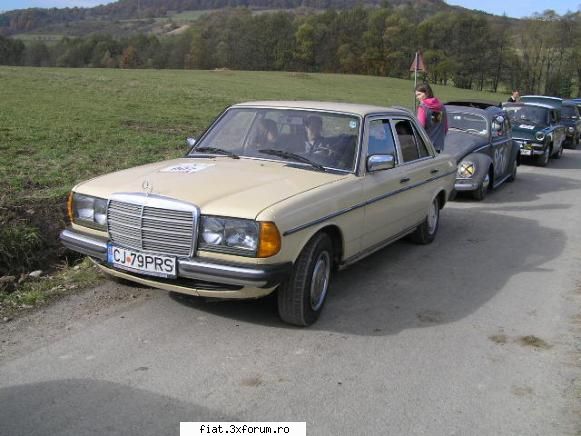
0, 0, 579, 18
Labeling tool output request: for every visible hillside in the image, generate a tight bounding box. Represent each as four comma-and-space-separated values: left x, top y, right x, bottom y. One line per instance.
0, 0, 451, 37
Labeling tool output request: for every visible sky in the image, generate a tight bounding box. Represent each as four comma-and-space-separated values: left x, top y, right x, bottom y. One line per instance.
0, 0, 579, 18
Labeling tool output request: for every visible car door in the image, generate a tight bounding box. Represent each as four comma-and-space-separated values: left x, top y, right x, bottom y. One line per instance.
360, 117, 414, 251
490, 114, 512, 182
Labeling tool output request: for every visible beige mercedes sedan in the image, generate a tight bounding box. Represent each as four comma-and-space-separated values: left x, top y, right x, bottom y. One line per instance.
61, 101, 456, 326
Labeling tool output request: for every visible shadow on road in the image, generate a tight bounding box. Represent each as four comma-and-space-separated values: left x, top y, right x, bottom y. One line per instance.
0, 379, 236, 436
171, 207, 566, 335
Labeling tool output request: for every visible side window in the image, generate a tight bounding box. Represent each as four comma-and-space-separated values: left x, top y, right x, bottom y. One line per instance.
394, 119, 421, 162
366, 119, 396, 157
412, 124, 430, 158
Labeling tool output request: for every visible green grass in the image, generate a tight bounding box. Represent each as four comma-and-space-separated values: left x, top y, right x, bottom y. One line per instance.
0, 258, 103, 318
0, 66, 504, 204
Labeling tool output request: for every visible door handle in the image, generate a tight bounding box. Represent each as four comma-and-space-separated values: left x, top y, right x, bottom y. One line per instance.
430, 169, 439, 174
400, 177, 410, 183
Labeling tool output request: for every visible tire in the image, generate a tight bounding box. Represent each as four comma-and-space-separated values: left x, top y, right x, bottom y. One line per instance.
507, 159, 517, 182
472, 172, 490, 201
277, 233, 333, 326
410, 196, 440, 245
553, 143, 563, 159
536, 145, 550, 167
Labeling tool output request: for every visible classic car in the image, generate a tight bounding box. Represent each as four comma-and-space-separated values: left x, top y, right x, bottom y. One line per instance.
60, 101, 456, 326
503, 102, 565, 166
444, 104, 519, 200
561, 100, 581, 148
521, 95, 580, 149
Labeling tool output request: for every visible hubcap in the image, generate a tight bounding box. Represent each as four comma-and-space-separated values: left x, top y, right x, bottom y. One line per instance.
482, 173, 490, 189
310, 251, 331, 311
427, 200, 439, 235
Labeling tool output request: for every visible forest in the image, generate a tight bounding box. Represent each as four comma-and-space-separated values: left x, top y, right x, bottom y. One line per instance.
1, 5, 580, 97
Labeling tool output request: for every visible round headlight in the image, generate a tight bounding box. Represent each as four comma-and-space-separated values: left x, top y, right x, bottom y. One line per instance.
535, 132, 545, 141
201, 217, 225, 245
568, 126, 575, 133
458, 161, 476, 178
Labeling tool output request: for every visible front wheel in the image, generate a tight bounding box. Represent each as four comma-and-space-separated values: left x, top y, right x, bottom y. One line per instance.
536, 145, 550, 167
410, 196, 440, 245
472, 173, 490, 201
554, 143, 563, 159
277, 233, 333, 326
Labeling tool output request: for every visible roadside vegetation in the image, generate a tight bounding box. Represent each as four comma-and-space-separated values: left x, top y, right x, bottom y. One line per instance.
1, 5, 580, 96
0, 66, 502, 312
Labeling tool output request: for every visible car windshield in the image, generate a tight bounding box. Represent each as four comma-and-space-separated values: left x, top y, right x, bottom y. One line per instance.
190, 108, 361, 172
505, 106, 548, 126
561, 106, 579, 119
447, 112, 488, 135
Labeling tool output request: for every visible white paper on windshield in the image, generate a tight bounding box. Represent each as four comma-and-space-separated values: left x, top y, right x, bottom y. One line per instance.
160, 163, 214, 174
518, 124, 535, 129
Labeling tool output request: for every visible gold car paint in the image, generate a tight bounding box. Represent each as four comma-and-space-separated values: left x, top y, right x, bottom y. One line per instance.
94, 260, 276, 299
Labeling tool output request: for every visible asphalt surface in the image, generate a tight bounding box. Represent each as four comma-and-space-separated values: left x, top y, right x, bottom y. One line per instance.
1, 149, 580, 436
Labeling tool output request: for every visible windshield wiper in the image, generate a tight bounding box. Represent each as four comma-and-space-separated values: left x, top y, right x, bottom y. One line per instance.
258, 149, 326, 172
192, 147, 240, 159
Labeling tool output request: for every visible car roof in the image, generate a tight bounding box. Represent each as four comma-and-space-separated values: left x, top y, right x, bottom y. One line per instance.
446, 104, 503, 119
232, 101, 413, 117
444, 99, 501, 109
504, 102, 554, 110
521, 95, 562, 101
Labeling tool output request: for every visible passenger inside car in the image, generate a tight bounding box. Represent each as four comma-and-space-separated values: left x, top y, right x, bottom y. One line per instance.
368, 120, 396, 157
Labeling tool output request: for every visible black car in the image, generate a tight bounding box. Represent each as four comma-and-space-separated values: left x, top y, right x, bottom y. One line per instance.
503, 102, 566, 166
562, 100, 581, 148
445, 104, 519, 200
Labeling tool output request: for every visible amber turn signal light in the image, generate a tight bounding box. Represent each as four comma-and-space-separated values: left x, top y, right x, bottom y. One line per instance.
67, 192, 74, 224
257, 222, 281, 258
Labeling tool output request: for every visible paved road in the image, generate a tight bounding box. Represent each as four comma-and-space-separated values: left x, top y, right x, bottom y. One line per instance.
1, 150, 580, 436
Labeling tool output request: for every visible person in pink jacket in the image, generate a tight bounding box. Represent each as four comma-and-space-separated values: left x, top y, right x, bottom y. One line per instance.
415, 83, 448, 153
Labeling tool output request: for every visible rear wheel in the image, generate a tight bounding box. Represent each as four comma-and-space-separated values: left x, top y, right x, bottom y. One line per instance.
277, 233, 333, 326
507, 160, 517, 182
410, 196, 440, 245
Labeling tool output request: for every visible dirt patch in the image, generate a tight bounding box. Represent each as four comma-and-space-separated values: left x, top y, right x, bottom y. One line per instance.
489, 334, 508, 345
417, 310, 445, 324
240, 376, 262, 387
517, 335, 552, 350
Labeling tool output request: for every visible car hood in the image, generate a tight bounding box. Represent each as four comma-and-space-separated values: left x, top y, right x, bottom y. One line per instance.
444, 130, 487, 161
511, 122, 545, 139
74, 157, 349, 219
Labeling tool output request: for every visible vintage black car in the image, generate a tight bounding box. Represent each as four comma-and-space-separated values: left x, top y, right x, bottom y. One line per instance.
444, 104, 519, 200
562, 100, 581, 148
503, 102, 566, 166
521, 95, 579, 149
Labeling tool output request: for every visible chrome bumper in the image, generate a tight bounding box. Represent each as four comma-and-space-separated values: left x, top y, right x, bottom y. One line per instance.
454, 180, 479, 191
60, 228, 291, 289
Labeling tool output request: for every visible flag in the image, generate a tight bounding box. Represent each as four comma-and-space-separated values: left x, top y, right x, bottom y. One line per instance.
409, 52, 427, 72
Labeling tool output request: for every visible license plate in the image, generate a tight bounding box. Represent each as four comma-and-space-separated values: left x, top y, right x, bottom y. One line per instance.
520, 149, 532, 156
107, 245, 177, 278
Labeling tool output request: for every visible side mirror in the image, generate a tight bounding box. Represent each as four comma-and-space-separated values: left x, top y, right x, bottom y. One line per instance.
367, 154, 395, 172
186, 137, 196, 148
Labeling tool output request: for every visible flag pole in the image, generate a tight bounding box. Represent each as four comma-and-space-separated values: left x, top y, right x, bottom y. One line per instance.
413, 51, 418, 112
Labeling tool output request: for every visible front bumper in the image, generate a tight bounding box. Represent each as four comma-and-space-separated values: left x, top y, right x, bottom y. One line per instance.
60, 228, 292, 297
454, 179, 479, 191
513, 139, 544, 156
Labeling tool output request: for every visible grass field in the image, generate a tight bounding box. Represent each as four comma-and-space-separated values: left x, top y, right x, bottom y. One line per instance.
0, 66, 505, 204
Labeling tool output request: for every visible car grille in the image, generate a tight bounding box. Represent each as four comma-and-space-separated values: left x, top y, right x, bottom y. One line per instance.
108, 200, 196, 257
